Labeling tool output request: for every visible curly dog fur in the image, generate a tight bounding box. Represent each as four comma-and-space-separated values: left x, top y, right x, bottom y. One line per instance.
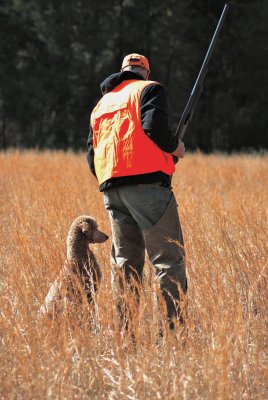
39, 215, 108, 316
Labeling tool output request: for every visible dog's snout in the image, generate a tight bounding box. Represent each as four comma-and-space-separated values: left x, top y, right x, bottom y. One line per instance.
92, 229, 109, 243
100, 232, 109, 242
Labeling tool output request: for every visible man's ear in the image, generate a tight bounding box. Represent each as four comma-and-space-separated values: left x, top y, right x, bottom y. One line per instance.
81, 222, 89, 234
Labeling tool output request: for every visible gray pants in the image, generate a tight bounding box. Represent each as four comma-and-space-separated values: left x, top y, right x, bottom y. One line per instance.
103, 183, 187, 327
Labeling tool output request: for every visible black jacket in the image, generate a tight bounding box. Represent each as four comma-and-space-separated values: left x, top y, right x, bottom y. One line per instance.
87, 71, 178, 191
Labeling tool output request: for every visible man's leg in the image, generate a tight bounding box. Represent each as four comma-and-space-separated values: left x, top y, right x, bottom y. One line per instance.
103, 188, 146, 329
143, 194, 187, 327
104, 187, 145, 281
109, 216, 145, 285
116, 184, 187, 327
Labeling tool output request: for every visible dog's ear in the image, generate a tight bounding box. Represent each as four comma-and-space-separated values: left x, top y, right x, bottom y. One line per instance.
81, 222, 89, 234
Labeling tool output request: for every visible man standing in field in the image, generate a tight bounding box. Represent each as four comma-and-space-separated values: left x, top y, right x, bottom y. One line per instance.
87, 53, 187, 330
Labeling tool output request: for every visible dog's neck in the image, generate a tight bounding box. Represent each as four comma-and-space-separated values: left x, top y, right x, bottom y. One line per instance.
66, 227, 91, 263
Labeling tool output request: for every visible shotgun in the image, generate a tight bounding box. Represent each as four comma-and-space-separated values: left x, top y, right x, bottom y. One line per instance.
175, 4, 229, 140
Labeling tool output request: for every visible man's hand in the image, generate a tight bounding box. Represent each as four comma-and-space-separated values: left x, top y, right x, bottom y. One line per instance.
172, 140, 185, 159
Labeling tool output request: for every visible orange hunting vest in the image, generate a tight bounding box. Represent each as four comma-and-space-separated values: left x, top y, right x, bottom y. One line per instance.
90, 80, 175, 185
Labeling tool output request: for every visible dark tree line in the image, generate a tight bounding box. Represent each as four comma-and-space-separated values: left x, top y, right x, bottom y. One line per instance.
0, 0, 267, 152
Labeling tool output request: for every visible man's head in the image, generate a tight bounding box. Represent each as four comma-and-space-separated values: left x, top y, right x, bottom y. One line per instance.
121, 53, 150, 80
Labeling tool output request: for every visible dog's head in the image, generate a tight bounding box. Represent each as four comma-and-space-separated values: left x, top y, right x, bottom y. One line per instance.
75, 216, 109, 244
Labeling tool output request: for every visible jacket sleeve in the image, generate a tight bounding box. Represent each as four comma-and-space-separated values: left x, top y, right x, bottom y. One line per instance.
86, 124, 97, 178
140, 83, 178, 153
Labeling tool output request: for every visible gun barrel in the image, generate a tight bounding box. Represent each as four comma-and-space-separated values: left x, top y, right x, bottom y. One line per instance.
192, 3, 229, 94
175, 4, 229, 140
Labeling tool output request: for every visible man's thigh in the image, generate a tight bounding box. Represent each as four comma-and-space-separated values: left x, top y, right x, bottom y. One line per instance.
112, 183, 173, 230
103, 183, 172, 230
103, 187, 137, 224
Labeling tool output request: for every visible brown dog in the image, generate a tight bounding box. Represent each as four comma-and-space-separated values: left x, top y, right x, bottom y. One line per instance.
39, 215, 108, 317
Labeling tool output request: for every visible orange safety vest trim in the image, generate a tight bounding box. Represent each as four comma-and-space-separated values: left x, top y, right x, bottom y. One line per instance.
90, 79, 175, 185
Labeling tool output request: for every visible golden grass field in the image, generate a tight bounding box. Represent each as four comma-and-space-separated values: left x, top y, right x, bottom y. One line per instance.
0, 150, 267, 400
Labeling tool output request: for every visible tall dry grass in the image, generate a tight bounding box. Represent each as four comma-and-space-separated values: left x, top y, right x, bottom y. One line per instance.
0, 150, 267, 400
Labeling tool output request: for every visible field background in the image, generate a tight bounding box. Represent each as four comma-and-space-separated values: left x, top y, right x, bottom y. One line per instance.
0, 151, 267, 400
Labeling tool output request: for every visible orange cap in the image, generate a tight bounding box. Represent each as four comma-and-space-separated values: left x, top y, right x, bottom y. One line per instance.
121, 53, 150, 72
